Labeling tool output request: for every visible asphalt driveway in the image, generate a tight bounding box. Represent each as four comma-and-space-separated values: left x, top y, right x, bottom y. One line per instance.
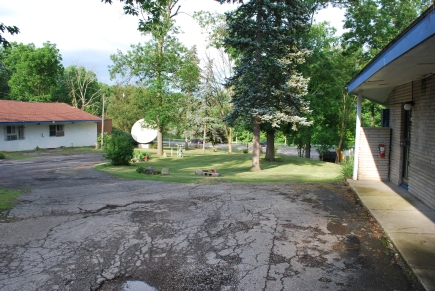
0, 152, 422, 291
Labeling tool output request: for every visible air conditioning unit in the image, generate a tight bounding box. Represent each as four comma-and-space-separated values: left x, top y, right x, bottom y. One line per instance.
56, 131, 64, 137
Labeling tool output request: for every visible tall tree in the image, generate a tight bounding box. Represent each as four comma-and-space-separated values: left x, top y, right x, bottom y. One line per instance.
174, 46, 201, 150
293, 22, 359, 160
63, 65, 102, 114
194, 11, 236, 153
0, 23, 19, 48
224, 0, 312, 170
2, 42, 63, 102
0, 47, 11, 99
104, 0, 183, 155
109, 38, 194, 152
106, 85, 148, 132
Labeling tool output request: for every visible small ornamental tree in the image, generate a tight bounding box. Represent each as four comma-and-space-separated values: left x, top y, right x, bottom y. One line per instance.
103, 132, 135, 166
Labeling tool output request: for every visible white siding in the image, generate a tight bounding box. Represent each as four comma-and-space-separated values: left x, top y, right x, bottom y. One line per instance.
1, 122, 98, 151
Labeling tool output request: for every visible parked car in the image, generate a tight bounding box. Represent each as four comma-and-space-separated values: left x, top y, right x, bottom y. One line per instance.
190, 138, 203, 144
260, 141, 267, 147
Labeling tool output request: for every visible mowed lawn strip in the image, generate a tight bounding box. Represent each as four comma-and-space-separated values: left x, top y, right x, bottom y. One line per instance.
95, 147, 342, 183
0, 188, 25, 212
3, 147, 99, 160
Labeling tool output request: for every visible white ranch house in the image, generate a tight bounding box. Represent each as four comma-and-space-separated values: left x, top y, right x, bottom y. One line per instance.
1, 100, 101, 151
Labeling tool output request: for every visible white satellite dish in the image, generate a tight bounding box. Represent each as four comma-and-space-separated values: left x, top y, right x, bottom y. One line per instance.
131, 119, 158, 144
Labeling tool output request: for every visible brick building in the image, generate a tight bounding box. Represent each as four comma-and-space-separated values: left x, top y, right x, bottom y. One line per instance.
348, 5, 435, 210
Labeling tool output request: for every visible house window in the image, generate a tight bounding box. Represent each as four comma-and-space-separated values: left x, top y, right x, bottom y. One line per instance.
5, 125, 25, 141
49, 125, 64, 137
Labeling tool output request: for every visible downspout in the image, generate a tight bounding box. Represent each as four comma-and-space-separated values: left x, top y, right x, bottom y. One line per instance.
352, 90, 363, 180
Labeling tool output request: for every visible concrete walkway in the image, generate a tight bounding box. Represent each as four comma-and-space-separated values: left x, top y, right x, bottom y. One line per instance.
347, 179, 435, 291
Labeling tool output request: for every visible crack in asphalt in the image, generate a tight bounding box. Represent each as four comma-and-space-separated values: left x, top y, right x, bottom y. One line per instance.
0, 154, 423, 291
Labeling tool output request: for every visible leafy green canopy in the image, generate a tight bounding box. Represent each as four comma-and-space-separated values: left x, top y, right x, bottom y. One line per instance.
293, 22, 359, 153
2, 42, 63, 102
106, 85, 147, 132
224, 0, 312, 129
109, 37, 193, 130
342, 0, 430, 62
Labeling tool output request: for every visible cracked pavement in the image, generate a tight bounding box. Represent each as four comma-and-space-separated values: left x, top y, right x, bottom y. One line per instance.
0, 152, 422, 291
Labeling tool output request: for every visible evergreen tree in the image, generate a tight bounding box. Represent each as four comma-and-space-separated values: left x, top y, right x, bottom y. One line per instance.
223, 0, 312, 170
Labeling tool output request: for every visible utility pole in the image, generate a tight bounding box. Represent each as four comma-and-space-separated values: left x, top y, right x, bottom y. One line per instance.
101, 94, 105, 148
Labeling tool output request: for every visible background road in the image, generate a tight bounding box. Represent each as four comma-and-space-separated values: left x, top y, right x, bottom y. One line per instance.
0, 152, 421, 291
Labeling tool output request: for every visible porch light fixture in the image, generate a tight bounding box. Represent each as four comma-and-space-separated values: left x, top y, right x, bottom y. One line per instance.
404, 101, 414, 111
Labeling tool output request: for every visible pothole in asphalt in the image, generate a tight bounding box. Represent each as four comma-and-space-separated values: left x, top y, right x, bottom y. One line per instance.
122, 280, 157, 291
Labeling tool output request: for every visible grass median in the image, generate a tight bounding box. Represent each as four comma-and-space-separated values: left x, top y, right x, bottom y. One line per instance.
95, 147, 342, 183
2, 147, 99, 160
0, 188, 25, 212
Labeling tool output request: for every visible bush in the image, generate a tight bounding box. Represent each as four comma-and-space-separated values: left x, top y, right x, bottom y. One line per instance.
103, 133, 135, 166
0, 152, 5, 159
341, 156, 354, 179
112, 128, 138, 146
136, 166, 144, 173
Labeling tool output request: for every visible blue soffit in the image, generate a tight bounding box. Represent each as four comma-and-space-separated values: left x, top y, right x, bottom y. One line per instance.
348, 5, 435, 104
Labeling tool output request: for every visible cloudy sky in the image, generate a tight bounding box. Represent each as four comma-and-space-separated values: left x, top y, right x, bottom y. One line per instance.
0, 0, 344, 85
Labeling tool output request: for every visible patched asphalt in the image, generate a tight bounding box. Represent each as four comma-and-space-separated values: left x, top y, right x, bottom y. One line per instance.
0, 152, 423, 291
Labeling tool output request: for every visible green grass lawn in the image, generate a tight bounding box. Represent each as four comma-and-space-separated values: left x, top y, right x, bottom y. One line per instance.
0, 188, 25, 212
1, 147, 99, 160
95, 147, 343, 183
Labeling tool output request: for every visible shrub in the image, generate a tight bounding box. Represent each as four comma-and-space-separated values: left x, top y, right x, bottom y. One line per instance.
112, 128, 138, 146
136, 166, 144, 173
341, 156, 354, 179
0, 152, 5, 159
133, 150, 145, 160
103, 133, 135, 166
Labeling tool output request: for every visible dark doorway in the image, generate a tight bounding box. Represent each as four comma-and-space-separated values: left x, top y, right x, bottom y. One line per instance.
402, 109, 412, 186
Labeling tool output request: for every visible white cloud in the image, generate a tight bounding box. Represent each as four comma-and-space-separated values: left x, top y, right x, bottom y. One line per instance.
1, 1, 343, 84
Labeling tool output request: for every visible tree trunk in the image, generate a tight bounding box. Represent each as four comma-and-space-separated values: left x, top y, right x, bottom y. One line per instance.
251, 0, 263, 171
202, 123, 207, 154
251, 119, 261, 171
265, 130, 275, 161
184, 136, 188, 151
228, 127, 233, 154
157, 129, 163, 156
304, 142, 311, 159
337, 93, 352, 163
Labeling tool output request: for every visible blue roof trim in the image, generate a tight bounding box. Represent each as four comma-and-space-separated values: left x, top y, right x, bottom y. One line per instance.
348, 8, 435, 93
0, 120, 102, 125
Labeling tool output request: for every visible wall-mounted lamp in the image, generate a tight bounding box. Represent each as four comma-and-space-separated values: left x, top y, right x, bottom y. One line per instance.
404, 101, 414, 111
